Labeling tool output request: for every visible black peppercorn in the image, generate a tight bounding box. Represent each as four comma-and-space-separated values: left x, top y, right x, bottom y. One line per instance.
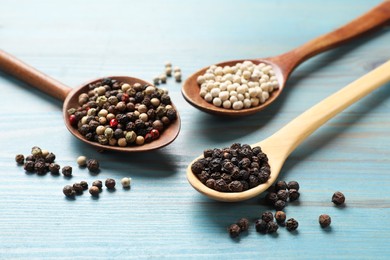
274, 200, 286, 211
191, 160, 204, 175
261, 211, 274, 223
44, 152, 56, 163
62, 166, 72, 177
255, 219, 267, 233
87, 159, 100, 172
80, 181, 89, 190
275, 180, 287, 191
287, 181, 300, 191
266, 222, 279, 233
25, 155, 35, 162
288, 189, 300, 202
277, 189, 289, 201
228, 224, 241, 238
15, 154, 24, 164
205, 179, 216, 189
228, 180, 243, 192
286, 218, 299, 231
24, 161, 35, 172
73, 183, 84, 195
63, 185, 76, 197
105, 178, 116, 189
237, 218, 249, 232
34, 161, 47, 175
89, 186, 100, 196
49, 163, 60, 175
275, 211, 286, 224
332, 191, 345, 205
197, 171, 210, 183
92, 180, 103, 189
214, 179, 228, 192
319, 214, 331, 228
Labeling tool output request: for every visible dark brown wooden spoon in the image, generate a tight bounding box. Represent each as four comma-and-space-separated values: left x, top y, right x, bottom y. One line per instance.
0, 50, 181, 152
182, 1, 390, 116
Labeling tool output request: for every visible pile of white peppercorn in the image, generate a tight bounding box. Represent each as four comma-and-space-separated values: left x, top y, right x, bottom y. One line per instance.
68, 78, 177, 147
197, 61, 279, 110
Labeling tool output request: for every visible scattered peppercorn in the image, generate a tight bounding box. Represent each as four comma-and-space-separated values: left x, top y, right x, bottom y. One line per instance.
266, 222, 279, 233
192, 143, 270, 192
287, 181, 300, 191
286, 218, 299, 231
24, 161, 35, 172
275, 211, 286, 224
275, 181, 287, 191
72, 183, 84, 194
255, 219, 267, 233
319, 214, 331, 228
77, 156, 87, 167
237, 218, 249, 232
62, 166, 73, 177
277, 189, 288, 201
87, 159, 100, 172
288, 189, 300, 202
63, 185, 76, 197
120, 177, 131, 188
105, 178, 116, 189
261, 211, 274, 223
332, 191, 345, 206
89, 186, 100, 196
92, 180, 103, 189
80, 181, 89, 190
49, 163, 60, 175
274, 200, 286, 211
228, 224, 241, 238
15, 154, 24, 164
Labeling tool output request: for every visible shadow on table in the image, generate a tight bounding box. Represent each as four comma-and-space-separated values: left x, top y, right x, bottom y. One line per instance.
194, 29, 390, 144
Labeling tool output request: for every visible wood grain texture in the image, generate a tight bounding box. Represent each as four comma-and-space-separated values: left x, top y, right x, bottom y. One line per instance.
1, 0, 390, 259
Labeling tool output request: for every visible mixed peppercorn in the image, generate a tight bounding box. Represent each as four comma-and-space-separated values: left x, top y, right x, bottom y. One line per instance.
68, 78, 177, 147
191, 143, 270, 192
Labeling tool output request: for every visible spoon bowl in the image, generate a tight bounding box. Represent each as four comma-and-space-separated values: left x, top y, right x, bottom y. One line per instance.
187, 60, 390, 202
0, 50, 181, 152
182, 1, 390, 117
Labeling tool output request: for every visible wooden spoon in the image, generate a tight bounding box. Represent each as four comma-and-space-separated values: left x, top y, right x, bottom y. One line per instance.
182, 1, 390, 116
187, 60, 390, 202
0, 50, 181, 152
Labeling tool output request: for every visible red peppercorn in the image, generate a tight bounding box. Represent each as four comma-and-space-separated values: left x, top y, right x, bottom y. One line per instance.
110, 118, 118, 127
69, 114, 77, 126
145, 133, 153, 143
121, 93, 129, 102
150, 129, 160, 139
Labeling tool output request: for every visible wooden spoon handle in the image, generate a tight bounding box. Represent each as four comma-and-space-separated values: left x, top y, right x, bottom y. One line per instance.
262, 60, 390, 160
0, 50, 71, 101
272, 1, 390, 76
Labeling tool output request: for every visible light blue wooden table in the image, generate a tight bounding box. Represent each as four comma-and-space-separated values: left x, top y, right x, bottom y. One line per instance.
1, 0, 390, 259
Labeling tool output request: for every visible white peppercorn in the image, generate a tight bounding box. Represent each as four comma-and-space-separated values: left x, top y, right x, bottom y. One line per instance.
136, 136, 145, 145
77, 156, 87, 167
121, 177, 132, 188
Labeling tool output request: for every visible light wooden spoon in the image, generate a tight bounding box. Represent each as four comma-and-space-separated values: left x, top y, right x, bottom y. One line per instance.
0, 50, 181, 152
182, 1, 390, 116
187, 60, 390, 202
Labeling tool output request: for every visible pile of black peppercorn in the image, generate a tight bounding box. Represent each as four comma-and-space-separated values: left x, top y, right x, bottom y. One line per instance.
191, 143, 270, 192
68, 78, 177, 147
228, 218, 249, 238
15, 147, 70, 176
63, 178, 118, 197
264, 180, 300, 210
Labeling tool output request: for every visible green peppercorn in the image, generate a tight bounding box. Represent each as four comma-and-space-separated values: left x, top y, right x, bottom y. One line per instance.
63, 185, 76, 197
62, 166, 73, 177
15, 154, 24, 164
104, 128, 114, 139
31, 146, 42, 158
125, 131, 137, 144
105, 178, 116, 189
